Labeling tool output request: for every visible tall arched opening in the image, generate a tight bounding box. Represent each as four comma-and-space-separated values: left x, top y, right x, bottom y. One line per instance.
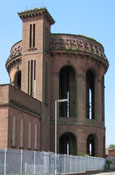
59, 66, 76, 118
59, 132, 77, 155
87, 134, 97, 156
86, 70, 95, 119
14, 71, 21, 89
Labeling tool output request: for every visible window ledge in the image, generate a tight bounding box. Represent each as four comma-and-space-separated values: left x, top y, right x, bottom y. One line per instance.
28, 47, 37, 51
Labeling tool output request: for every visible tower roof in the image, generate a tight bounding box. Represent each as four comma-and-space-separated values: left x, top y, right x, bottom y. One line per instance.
18, 8, 55, 24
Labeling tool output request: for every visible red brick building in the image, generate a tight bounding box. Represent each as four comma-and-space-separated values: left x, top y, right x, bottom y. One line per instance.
0, 8, 109, 157
108, 149, 115, 168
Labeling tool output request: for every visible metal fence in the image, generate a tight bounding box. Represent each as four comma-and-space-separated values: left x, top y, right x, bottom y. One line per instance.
0, 149, 105, 175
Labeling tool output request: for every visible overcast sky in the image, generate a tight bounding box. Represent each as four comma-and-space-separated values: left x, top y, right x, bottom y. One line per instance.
0, 0, 115, 147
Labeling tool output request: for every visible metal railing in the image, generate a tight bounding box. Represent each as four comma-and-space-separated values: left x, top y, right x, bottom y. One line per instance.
0, 149, 105, 175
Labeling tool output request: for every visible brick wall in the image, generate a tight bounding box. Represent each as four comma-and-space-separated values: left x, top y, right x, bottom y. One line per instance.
0, 107, 8, 148
50, 124, 105, 157
4, 8, 108, 156
8, 106, 40, 150
50, 49, 107, 157
108, 149, 115, 168
0, 85, 41, 151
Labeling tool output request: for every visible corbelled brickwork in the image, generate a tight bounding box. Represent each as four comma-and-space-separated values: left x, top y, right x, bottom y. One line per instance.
0, 8, 109, 157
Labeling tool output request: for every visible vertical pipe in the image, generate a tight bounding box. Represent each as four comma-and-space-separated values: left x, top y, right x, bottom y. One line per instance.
20, 149, 23, 173
34, 151, 36, 175
4, 148, 7, 175
55, 100, 57, 175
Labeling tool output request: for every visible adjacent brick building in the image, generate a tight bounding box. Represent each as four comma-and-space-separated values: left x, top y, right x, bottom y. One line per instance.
108, 149, 115, 168
0, 8, 109, 157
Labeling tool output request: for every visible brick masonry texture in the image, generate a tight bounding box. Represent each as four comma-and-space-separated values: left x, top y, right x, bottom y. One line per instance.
0, 8, 108, 157
108, 149, 115, 168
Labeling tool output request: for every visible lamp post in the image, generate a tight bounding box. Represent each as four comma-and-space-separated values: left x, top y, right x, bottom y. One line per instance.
55, 99, 68, 175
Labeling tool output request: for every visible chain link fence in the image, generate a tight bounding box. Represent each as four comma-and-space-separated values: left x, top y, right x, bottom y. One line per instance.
0, 149, 105, 175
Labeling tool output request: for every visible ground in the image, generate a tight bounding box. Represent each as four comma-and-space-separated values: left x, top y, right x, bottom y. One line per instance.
92, 172, 115, 175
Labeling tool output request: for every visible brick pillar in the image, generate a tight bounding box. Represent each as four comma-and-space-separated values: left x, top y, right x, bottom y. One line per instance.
77, 129, 86, 155
97, 131, 105, 157
51, 73, 59, 118
95, 76, 102, 122
50, 73, 59, 152
102, 76, 105, 123
76, 73, 86, 121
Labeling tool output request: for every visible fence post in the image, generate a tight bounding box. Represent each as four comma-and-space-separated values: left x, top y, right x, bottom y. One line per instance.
4, 148, 7, 175
34, 151, 36, 175
20, 149, 23, 174
48, 152, 52, 174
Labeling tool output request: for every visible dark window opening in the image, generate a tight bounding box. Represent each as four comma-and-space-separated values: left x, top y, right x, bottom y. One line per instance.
34, 60, 36, 80
31, 60, 33, 96
59, 66, 76, 118
28, 60, 36, 97
29, 24, 32, 48
59, 133, 77, 155
86, 70, 95, 119
29, 24, 36, 48
33, 24, 35, 48
28, 61, 30, 94
87, 134, 97, 156
14, 71, 21, 89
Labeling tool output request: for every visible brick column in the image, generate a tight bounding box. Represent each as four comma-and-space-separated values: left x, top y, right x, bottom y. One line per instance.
50, 73, 59, 152
76, 73, 86, 121
51, 73, 59, 118
94, 76, 102, 122
77, 129, 86, 155
97, 130, 105, 157
102, 76, 105, 123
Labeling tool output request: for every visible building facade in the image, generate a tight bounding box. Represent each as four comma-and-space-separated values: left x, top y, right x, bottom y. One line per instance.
0, 8, 109, 157
108, 148, 115, 168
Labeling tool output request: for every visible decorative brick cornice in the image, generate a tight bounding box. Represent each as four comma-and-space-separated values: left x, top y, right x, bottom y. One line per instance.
50, 34, 109, 70
18, 8, 55, 24
6, 40, 22, 64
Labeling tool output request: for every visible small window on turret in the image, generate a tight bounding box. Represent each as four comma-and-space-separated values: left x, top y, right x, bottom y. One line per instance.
29, 24, 32, 48
33, 24, 35, 48
29, 24, 36, 48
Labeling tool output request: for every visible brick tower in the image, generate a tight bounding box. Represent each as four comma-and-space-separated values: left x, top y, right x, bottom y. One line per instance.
5, 8, 109, 157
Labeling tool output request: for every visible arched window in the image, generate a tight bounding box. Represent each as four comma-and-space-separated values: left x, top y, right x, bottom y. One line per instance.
87, 134, 97, 156
59, 132, 77, 155
86, 70, 95, 119
14, 71, 21, 89
59, 66, 76, 118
